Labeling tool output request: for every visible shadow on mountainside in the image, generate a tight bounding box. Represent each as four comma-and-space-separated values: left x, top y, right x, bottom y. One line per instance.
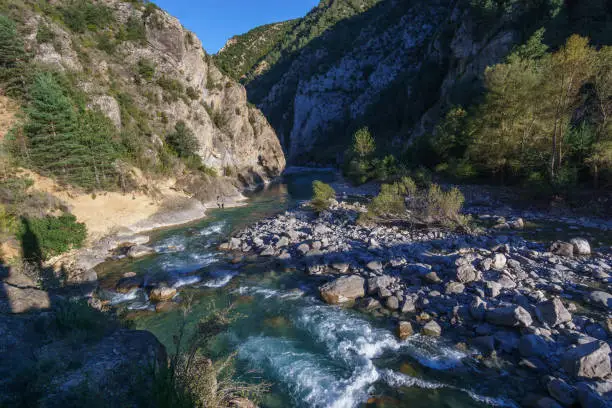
246, 0, 612, 163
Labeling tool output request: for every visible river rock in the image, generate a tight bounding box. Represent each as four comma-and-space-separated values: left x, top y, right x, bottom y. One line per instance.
546, 377, 576, 406
492, 253, 507, 270
519, 334, 550, 358
486, 305, 533, 328
536, 298, 572, 327
385, 296, 400, 310
550, 242, 574, 258
319, 275, 365, 305
275, 236, 289, 248
331, 262, 350, 274
422, 320, 442, 336
570, 238, 591, 256
562, 341, 611, 379
470, 296, 487, 321
445, 281, 465, 295
587, 291, 612, 310
401, 298, 416, 313
260, 246, 276, 256
149, 286, 177, 302
456, 264, 478, 283
576, 382, 609, 408
115, 276, 142, 293
485, 281, 502, 298
297, 243, 310, 256
367, 275, 395, 295
366, 260, 383, 272
397, 321, 414, 340
127, 245, 155, 258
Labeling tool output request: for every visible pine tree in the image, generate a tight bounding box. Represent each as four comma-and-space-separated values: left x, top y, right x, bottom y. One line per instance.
24, 73, 81, 182
0, 15, 25, 68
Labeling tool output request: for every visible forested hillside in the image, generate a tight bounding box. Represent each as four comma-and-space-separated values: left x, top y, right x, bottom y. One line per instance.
214, 0, 382, 83
227, 0, 611, 193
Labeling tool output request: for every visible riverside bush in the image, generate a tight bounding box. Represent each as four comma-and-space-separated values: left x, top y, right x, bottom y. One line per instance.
19, 213, 87, 261
311, 180, 335, 212
361, 178, 467, 228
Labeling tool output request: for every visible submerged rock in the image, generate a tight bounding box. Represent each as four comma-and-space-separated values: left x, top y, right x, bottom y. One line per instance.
127, 245, 155, 259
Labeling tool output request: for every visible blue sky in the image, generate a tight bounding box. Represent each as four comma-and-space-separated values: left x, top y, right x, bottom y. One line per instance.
153, 0, 319, 54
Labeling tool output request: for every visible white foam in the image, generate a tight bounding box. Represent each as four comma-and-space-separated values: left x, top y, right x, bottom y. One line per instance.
109, 289, 140, 305
381, 370, 519, 408
197, 221, 226, 236
172, 275, 201, 288
239, 336, 378, 408
154, 235, 187, 253
202, 271, 237, 288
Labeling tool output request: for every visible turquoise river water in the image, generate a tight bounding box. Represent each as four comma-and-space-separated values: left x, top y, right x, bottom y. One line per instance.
96, 170, 519, 408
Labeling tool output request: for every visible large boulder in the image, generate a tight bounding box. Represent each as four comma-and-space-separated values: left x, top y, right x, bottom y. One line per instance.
456, 264, 479, 283
570, 238, 591, 256
319, 275, 365, 305
486, 305, 533, 328
492, 253, 507, 270
422, 320, 442, 337
536, 298, 572, 327
587, 291, 612, 310
550, 242, 574, 257
562, 341, 611, 379
0, 283, 51, 314
519, 334, 550, 358
397, 321, 414, 340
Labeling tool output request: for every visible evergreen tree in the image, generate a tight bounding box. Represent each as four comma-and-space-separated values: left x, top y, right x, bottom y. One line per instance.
24, 73, 80, 181
166, 121, 199, 158
0, 15, 25, 68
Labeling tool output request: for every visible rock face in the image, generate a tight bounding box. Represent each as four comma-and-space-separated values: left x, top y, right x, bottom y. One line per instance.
562, 341, 611, 379
319, 275, 365, 304
23, 0, 285, 185
243, 0, 523, 163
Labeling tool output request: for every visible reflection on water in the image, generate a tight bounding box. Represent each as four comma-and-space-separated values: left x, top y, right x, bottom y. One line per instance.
97, 170, 515, 408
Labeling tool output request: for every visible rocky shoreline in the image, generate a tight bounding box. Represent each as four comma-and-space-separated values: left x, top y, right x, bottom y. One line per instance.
220, 199, 612, 407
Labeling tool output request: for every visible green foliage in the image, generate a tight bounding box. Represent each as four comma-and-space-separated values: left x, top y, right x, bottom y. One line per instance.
166, 121, 199, 158
22, 73, 121, 189
352, 127, 375, 158
214, 20, 298, 80
361, 179, 466, 228
36, 23, 55, 44
137, 58, 155, 81
425, 184, 465, 226
186, 86, 200, 100
0, 14, 25, 67
311, 180, 336, 212
60, 0, 115, 33
157, 76, 185, 102
0, 203, 18, 237
96, 31, 116, 54
123, 14, 146, 43
19, 213, 87, 261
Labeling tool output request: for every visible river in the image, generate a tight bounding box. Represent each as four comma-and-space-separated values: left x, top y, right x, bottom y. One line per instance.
96, 170, 518, 408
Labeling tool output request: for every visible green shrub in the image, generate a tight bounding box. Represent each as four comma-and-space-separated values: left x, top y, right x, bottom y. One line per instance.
137, 58, 155, 81
124, 15, 146, 42
96, 32, 116, 54
61, 0, 115, 33
36, 23, 55, 44
0, 203, 18, 237
0, 15, 25, 68
362, 177, 416, 222
166, 121, 199, 158
425, 184, 465, 226
157, 76, 185, 102
185, 86, 200, 100
311, 181, 335, 212
19, 213, 87, 261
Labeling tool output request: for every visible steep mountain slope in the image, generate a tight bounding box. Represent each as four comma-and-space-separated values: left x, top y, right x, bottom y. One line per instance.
1, 0, 285, 193
237, 0, 611, 164
214, 19, 298, 81
215, 0, 382, 84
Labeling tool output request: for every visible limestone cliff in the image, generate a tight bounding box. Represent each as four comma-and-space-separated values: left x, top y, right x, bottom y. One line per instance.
17, 0, 285, 186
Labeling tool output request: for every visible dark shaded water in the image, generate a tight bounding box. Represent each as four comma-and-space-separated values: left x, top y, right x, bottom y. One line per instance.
97, 170, 518, 408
